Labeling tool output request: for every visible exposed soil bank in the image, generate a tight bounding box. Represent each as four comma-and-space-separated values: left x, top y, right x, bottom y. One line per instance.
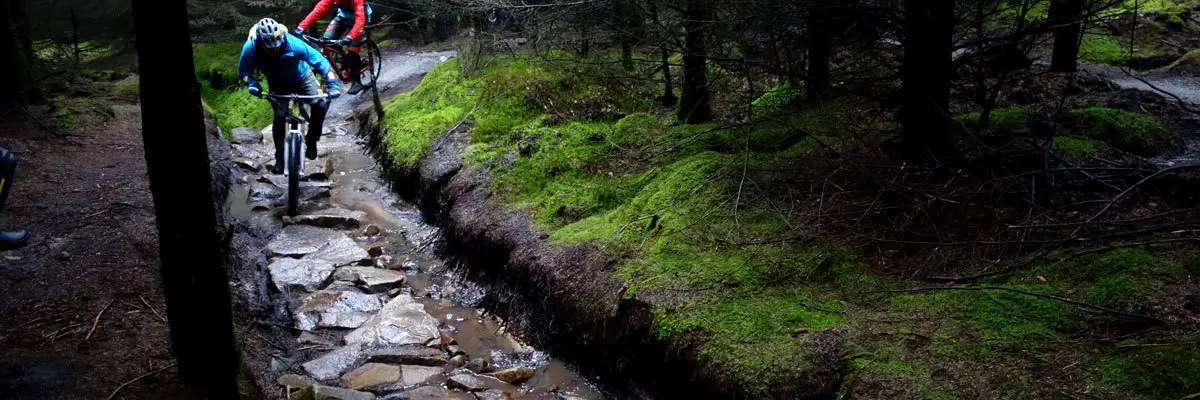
353, 102, 846, 399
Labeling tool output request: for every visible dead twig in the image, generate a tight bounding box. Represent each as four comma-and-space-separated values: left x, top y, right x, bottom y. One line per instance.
86, 300, 114, 340
139, 295, 166, 323
106, 363, 177, 400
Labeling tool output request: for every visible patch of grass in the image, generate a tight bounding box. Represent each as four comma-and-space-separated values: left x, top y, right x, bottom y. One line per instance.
113, 75, 140, 98
1050, 136, 1096, 158
1094, 346, 1200, 399
193, 42, 274, 133
1070, 107, 1169, 155
752, 81, 804, 115
193, 42, 242, 89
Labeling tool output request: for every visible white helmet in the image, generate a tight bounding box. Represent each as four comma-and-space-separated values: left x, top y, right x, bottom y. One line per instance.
252, 18, 287, 49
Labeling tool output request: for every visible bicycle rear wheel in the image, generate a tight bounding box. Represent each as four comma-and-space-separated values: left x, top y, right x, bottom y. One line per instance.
286, 133, 302, 217
357, 40, 383, 89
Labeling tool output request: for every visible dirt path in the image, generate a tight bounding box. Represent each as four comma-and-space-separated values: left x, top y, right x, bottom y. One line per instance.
0, 106, 200, 399
224, 51, 606, 399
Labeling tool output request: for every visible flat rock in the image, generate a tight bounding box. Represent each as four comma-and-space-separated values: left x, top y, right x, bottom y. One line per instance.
268, 258, 335, 292
294, 207, 366, 230
344, 295, 440, 347
474, 390, 515, 400
296, 290, 383, 330
446, 373, 492, 392
397, 386, 473, 400
302, 344, 364, 381
341, 363, 400, 390
334, 267, 406, 293
278, 374, 318, 389
250, 182, 284, 203
232, 143, 267, 159
366, 346, 448, 366
485, 367, 533, 385
304, 235, 371, 266
231, 127, 264, 145
400, 365, 443, 387
258, 174, 335, 189
313, 384, 376, 400
234, 157, 262, 172
301, 183, 333, 201
465, 358, 491, 374
267, 225, 344, 258
299, 331, 335, 347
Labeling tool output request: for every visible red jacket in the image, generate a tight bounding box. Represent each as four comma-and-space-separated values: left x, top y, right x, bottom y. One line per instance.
297, 0, 367, 40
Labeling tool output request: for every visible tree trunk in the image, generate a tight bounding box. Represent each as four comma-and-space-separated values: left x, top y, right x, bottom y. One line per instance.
1049, 0, 1085, 72
902, 0, 955, 162
10, 0, 32, 63
0, 0, 35, 108
678, 0, 712, 124
131, 0, 240, 397
806, 6, 832, 104
71, 9, 81, 64
649, 4, 677, 107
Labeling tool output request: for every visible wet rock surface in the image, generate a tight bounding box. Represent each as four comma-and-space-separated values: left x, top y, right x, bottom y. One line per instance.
226, 51, 603, 400
231, 127, 264, 145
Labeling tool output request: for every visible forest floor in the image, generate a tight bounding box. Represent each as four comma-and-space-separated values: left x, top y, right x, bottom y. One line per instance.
0, 91, 200, 399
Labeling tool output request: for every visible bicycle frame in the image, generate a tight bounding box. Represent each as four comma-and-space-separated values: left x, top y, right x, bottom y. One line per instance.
301, 34, 371, 84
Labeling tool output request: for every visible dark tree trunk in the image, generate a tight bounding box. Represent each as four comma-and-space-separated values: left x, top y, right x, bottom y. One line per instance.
1049, 0, 1085, 72
902, 0, 955, 162
71, 9, 81, 63
806, 6, 832, 104
0, 0, 35, 107
622, 41, 634, 70
678, 0, 712, 124
131, 0, 240, 397
649, 4, 677, 107
10, 0, 32, 63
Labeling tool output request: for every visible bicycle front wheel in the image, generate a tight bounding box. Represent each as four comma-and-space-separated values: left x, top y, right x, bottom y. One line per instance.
286, 133, 302, 217
358, 40, 383, 89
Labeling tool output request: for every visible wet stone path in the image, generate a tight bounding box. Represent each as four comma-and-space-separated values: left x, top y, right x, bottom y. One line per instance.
223, 51, 603, 400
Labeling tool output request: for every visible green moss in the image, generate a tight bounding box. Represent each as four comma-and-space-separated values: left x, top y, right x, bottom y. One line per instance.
752, 81, 804, 115
200, 85, 274, 133
113, 75, 140, 98
954, 106, 1030, 135
1081, 35, 1131, 65
1050, 136, 1096, 158
1070, 107, 1169, 155
1094, 346, 1200, 399
193, 42, 242, 89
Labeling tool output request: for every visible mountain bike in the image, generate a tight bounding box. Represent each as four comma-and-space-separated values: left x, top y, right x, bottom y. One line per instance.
300, 34, 383, 92
265, 93, 327, 217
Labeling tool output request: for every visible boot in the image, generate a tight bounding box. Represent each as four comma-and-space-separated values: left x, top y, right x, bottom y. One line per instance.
270, 147, 285, 174
305, 137, 318, 160
0, 230, 30, 251
345, 53, 365, 95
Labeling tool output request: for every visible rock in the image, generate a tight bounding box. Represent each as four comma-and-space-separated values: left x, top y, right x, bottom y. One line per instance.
398, 386, 474, 400
341, 363, 400, 390
334, 267, 407, 293
474, 390, 515, 400
446, 373, 496, 392
368, 246, 384, 258
376, 255, 398, 270
250, 182, 284, 203
400, 364, 443, 386
267, 225, 344, 258
449, 355, 467, 367
56, 251, 71, 261
259, 174, 334, 189
299, 331, 334, 347
294, 207, 366, 230
295, 290, 383, 330
446, 345, 466, 357
465, 358, 491, 374
554, 395, 590, 400
484, 367, 533, 385
344, 295, 440, 347
278, 374, 318, 389
364, 224, 382, 236
440, 332, 456, 347
302, 344, 364, 381
232, 143, 267, 159
291, 387, 317, 400
231, 127, 264, 145
234, 157, 262, 172
366, 346, 448, 366
272, 357, 289, 371
304, 235, 371, 266
268, 258, 336, 292
301, 183, 333, 201
313, 385, 376, 400
387, 288, 402, 297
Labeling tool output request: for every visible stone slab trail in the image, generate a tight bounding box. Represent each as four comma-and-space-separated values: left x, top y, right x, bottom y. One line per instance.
223, 50, 605, 400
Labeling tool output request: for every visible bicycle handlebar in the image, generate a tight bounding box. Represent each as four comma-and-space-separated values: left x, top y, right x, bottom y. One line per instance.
266, 93, 328, 101
301, 34, 343, 47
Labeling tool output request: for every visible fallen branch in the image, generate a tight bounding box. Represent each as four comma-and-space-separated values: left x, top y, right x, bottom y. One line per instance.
139, 295, 166, 323
86, 300, 114, 340
875, 286, 1167, 324
106, 363, 177, 400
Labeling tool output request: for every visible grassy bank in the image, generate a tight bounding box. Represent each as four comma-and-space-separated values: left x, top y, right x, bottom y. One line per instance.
377, 55, 1199, 398
193, 42, 272, 135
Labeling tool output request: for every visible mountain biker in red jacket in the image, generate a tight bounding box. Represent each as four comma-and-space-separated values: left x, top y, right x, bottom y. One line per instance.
293, 0, 373, 95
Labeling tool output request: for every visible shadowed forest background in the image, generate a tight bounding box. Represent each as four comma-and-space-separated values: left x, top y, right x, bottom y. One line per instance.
3, 0, 1200, 398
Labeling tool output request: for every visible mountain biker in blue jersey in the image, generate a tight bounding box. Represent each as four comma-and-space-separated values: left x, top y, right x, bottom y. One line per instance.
238, 18, 341, 174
